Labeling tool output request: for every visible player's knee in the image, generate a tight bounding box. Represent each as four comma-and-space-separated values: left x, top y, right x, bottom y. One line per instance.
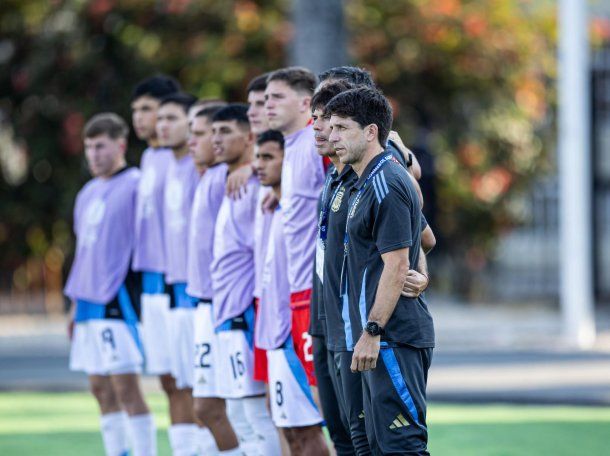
160, 373, 178, 395
112, 380, 138, 408
282, 427, 297, 446
89, 379, 116, 407
294, 426, 329, 454
194, 399, 227, 426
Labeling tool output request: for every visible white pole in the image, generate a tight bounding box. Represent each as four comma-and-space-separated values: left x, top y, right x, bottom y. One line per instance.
558, 0, 596, 348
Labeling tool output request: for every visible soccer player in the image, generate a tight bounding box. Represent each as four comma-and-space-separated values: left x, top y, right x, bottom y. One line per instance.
210, 104, 281, 456
264, 67, 324, 387
225, 73, 271, 199
327, 87, 434, 455
309, 80, 359, 456
66, 113, 156, 456
220, 74, 272, 452
130, 75, 182, 448
186, 104, 244, 455
247, 73, 271, 135
156, 92, 201, 456
254, 129, 329, 455
246, 73, 273, 387
131, 74, 180, 369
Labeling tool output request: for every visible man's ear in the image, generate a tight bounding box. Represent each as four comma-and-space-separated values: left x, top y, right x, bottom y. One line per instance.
119, 137, 128, 153
300, 95, 312, 114
365, 124, 379, 143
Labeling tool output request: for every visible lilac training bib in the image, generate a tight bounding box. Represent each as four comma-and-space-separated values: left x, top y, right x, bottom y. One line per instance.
64, 167, 140, 303
133, 146, 174, 273
280, 125, 325, 293
163, 154, 199, 284
186, 163, 227, 300
211, 176, 260, 327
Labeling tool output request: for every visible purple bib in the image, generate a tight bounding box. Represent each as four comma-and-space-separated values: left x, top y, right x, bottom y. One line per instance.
163, 154, 200, 284
253, 187, 274, 299
186, 163, 227, 299
133, 146, 174, 273
211, 176, 260, 327
255, 208, 292, 350
64, 168, 140, 303
280, 125, 325, 293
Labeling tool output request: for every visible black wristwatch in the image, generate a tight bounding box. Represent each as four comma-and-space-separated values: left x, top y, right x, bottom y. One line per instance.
364, 321, 384, 337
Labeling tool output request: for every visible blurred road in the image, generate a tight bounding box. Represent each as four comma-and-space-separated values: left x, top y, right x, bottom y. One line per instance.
2, 300, 610, 405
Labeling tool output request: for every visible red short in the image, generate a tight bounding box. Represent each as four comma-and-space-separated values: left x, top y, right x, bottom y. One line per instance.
253, 298, 268, 383
290, 289, 317, 386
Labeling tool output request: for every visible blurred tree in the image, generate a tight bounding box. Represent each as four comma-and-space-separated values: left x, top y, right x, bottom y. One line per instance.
290, 0, 347, 73
345, 0, 558, 294
0, 0, 290, 302
1, 0, 604, 300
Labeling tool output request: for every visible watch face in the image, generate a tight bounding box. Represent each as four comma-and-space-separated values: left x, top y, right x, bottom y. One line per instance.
366, 322, 380, 336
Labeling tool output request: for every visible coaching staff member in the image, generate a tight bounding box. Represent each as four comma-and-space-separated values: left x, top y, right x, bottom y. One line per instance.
326, 87, 434, 456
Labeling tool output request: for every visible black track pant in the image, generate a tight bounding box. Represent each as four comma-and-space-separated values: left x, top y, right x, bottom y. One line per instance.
362, 345, 433, 456
312, 335, 355, 455
331, 350, 371, 455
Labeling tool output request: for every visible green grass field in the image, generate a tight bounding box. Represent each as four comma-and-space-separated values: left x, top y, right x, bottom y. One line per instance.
1, 393, 609, 455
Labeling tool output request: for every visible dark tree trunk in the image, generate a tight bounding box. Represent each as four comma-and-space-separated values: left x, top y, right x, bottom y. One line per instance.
289, 0, 347, 74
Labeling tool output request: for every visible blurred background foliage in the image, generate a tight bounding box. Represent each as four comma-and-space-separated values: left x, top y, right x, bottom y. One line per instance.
346, 0, 559, 293
1, 0, 609, 306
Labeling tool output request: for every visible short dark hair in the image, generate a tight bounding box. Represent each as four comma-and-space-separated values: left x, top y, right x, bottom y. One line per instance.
159, 92, 197, 114
131, 75, 181, 101
195, 105, 226, 122
267, 67, 317, 95
246, 73, 269, 94
325, 87, 393, 147
83, 113, 129, 139
212, 103, 250, 128
311, 80, 355, 114
256, 129, 284, 150
318, 66, 375, 88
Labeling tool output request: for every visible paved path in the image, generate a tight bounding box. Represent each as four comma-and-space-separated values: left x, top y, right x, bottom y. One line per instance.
2, 303, 610, 405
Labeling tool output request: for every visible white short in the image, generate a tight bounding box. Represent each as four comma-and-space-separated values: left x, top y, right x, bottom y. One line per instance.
70, 319, 143, 376
216, 329, 266, 399
267, 342, 323, 428
168, 306, 196, 389
140, 293, 172, 375
193, 303, 220, 398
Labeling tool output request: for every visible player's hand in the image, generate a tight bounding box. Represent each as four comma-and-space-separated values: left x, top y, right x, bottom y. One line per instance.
261, 191, 279, 213
388, 130, 405, 148
351, 332, 380, 372
388, 130, 413, 158
226, 164, 253, 200
388, 130, 422, 179
67, 318, 75, 341
401, 270, 429, 298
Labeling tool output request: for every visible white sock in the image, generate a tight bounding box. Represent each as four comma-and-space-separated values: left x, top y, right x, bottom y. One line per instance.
169, 423, 198, 456
127, 413, 157, 456
100, 412, 129, 456
226, 399, 257, 451
198, 426, 218, 455
243, 396, 281, 456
